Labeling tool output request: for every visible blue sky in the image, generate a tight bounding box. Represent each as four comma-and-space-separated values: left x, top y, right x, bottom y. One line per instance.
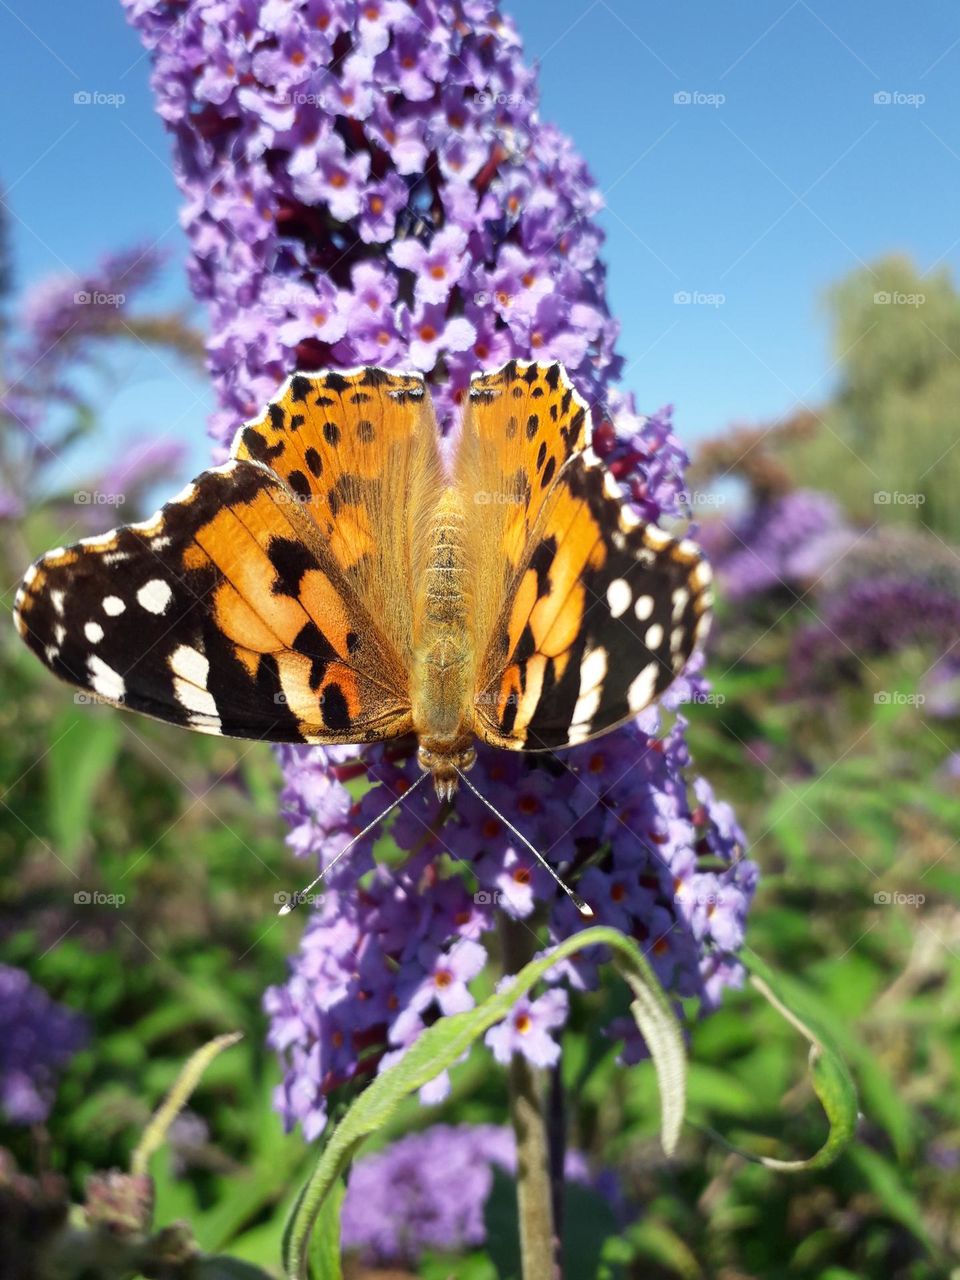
2, 0, 959, 484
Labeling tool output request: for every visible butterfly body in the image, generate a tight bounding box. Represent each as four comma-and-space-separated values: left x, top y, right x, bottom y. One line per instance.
14, 361, 712, 803
411, 485, 478, 797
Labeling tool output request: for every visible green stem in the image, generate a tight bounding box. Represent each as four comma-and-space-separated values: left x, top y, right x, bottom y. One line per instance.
501, 915, 560, 1280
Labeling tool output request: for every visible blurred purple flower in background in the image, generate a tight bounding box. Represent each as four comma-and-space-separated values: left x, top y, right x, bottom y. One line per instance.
0, 966, 86, 1126
340, 1122, 598, 1266
698, 489, 848, 601
126, 0, 757, 1139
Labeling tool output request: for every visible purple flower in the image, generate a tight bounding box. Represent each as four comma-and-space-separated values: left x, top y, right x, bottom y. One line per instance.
341, 1122, 600, 1265
699, 489, 847, 601
390, 226, 469, 307
485, 985, 568, 1067
0, 966, 86, 1126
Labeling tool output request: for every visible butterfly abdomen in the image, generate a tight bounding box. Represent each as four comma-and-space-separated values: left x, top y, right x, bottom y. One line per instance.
411, 487, 477, 762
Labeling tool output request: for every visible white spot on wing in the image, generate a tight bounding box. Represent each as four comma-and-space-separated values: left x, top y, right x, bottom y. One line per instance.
643, 525, 671, 549
645, 623, 664, 650
51, 590, 65, 615
607, 578, 631, 618
170, 644, 209, 687
88, 655, 125, 701
103, 596, 125, 616
137, 579, 173, 615
571, 647, 607, 738
671, 587, 690, 621
84, 621, 104, 643
634, 594, 654, 622
628, 663, 658, 712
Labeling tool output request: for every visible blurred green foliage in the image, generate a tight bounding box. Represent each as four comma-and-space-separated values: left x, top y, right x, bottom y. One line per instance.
776, 254, 960, 541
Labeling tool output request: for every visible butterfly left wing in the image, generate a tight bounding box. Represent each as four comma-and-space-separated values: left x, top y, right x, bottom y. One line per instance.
460, 361, 712, 751
13, 459, 413, 744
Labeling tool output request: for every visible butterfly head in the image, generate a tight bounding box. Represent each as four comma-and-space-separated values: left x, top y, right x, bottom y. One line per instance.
417, 738, 477, 802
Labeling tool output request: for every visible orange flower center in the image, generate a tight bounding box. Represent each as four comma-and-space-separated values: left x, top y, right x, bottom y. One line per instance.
434, 968, 453, 988
514, 1013, 532, 1034
419, 324, 438, 342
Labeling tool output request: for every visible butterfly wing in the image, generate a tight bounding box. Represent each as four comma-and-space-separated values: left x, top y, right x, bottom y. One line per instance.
232, 367, 442, 672
460, 361, 712, 751
13, 459, 413, 744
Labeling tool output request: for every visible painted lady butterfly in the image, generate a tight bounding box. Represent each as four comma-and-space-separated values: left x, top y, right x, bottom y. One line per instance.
13, 361, 712, 802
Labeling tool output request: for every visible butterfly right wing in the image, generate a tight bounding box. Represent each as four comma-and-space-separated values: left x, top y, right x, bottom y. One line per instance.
13, 459, 413, 744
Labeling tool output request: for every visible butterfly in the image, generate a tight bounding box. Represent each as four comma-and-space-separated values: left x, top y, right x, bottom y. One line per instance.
13, 361, 712, 803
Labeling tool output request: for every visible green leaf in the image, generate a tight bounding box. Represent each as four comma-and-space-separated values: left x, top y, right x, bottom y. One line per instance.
702, 952, 858, 1171
308, 1177, 344, 1280
282, 925, 685, 1280
46, 706, 121, 865
132, 1031, 243, 1178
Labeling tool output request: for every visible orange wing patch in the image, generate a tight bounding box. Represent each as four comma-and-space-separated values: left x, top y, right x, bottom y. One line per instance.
232, 366, 441, 669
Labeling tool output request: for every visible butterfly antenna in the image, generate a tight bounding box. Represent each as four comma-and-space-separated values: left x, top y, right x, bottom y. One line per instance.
278, 771, 429, 915
453, 767, 594, 919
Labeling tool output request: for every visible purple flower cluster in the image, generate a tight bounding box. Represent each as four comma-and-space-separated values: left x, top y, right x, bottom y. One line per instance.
121, 0, 622, 445
266, 682, 756, 1136
0, 239, 189, 526
340, 1122, 594, 1265
3, 245, 165, 442
126, 0, 756, 1139
790, 578, 960, 694
0, 966, 86, 1126
698, 489, 848, 601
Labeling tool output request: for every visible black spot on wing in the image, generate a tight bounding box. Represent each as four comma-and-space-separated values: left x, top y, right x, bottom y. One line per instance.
242, 428, 284, 464
529, 537, 556, 596
320, 683, 350, 731
268, 536, 319, 596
